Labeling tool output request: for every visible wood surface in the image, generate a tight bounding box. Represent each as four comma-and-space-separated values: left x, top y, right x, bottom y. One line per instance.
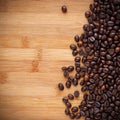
0, 0, 93, 120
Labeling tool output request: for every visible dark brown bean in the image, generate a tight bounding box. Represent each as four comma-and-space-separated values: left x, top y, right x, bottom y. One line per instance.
70, 44, 77, 50
61, 5, 67, 13
58, 83, 64, 91
62, 97, 68, 104
68, 93, 74, 100
66, 81, 71, 88
65, 108, 70, 115
74, 90, 79, 97
69, 113, 75, 119
74, 35, 79, 42
71, 106, 78, 113
67, 66, 74, 72
66, 102, 71, 108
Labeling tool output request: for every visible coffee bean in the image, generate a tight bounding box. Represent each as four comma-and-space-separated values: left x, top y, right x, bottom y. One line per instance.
58, 83, 64, 91
76, 113, 81, 119
71, 106, 78, 113
65, 108, 70, 115
64, 71, 69, 78
76, 67, 81, 73
68, 76, 74, 83
66, 81, 71, 88
68, 94, 74, 100
73, 78, 78, 86
72, 50, 78, 56
74, 35, 79, 42
61, 66, 67, 71
66, 102, 71, 108
69, 113, 75, 119
67, 66, 74, 72
70, 44, 77, 50
61, 5, 67, 13
62, 97, 68, 104
74, 90, 79, 97
75, 56, 81, 62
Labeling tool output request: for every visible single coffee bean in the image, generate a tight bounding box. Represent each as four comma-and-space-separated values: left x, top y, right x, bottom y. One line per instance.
68, 76, 74, 83
67, 66, 74, 72
70, 44, 77, 50
62, 97, 68, 104
74, 35, 79, 42
58, 83, 64, 91
69, 113, 75, 119
72, 50, 78, 56
73, 78, 78, 86
65, 108, 70, 115
68, 93, 74, 100
74, 90, 80, 97
61, 66, 67, 71
76, 113, 81, 119
66, 81, 71, 88
64, 71, 69, 78
76, 67, 81, 73
66, 102, 72, 108
85, 11, 91, 18
71, 106, 78, 113
61, 5, 67, 13
75, 56, 81, 62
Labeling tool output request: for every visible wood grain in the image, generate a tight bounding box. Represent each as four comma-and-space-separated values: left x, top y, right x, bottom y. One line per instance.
0, 0, 93, 120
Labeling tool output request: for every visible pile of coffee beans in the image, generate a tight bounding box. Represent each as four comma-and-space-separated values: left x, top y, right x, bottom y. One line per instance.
58, 0, 120, 120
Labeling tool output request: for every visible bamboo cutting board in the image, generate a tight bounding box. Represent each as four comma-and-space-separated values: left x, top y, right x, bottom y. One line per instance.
0, 0, 93, 120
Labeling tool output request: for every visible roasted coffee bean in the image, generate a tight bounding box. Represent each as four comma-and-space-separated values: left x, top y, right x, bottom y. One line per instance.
69, 113, 75, 119
58, 83, 64, 90
72, 50, 78, 56
68, 76, 74, 83
66, 81, 71, 88
67, 66, 74, 72
66, 102, 72, 108
61, 5, 67, 13
75, 56, 81, 62
61, 66, 67, 71
73, 78, 78, 86
65, 108, 70, 115
62, 97, 68, 104
74, 35, 79, 42
68, 94, 74, 100
75, 73, 81, 79
71, 106, 78, 113
70, 44, 77, 50
74, 90, 79, 97
85, 11, 91, 18
76, 113, 81, 119
64, 71, 69, 77
76, 67, 81, 73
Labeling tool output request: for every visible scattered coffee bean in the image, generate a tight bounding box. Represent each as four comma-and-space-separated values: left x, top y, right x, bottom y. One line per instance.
74, 35, 79, 42
66, 102, 71, 108
68, 93, 74, 100
62, 97, 68, 104
71, 106, 78, 113
61, 5, 67, 13
65, 108, 70, 115
67, 66, 74, 72
66, 81, 71, 88
70, 44, 77, 50
74, 90, 79, 97
58, 83, 64, 91
69, 113, 75, 119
